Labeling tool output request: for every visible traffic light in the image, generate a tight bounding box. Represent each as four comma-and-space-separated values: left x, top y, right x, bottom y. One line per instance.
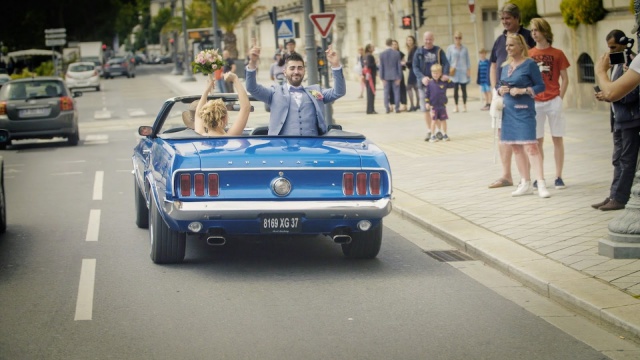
401, 15, 412, 30
317, 48, 327, 76
416, 0, 427, 27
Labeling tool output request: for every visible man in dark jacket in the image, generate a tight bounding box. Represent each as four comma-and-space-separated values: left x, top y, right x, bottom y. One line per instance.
593, 29, 640, 211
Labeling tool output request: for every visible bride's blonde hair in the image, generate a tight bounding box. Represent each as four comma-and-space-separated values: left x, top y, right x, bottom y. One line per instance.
199, 99, 227, 133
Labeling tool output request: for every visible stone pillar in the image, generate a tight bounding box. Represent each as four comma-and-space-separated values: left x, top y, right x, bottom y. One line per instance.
599, 0, 640, 259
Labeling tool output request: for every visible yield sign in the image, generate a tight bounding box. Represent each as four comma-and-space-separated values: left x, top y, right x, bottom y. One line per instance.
309, 12, 336, 38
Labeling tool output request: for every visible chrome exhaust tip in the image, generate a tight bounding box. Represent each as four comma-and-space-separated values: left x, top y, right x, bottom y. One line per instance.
332, 235, 352, 244
206, 236, 226, 246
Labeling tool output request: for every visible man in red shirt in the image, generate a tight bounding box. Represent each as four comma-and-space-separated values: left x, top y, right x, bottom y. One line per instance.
529, 18, 570, 190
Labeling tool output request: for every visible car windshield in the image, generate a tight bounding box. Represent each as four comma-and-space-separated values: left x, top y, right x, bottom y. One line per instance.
69, 64, 95, 72
2, 81, 63, 100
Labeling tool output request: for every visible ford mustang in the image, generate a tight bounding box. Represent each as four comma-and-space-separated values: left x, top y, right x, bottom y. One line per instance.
133, 95, 393, 264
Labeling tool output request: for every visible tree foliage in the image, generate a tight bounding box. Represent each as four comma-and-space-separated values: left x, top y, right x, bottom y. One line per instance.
560, 0, 606, 29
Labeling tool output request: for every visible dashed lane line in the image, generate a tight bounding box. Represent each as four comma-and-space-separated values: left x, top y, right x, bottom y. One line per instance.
85, 209, 100, 242
74, 259, 96, 321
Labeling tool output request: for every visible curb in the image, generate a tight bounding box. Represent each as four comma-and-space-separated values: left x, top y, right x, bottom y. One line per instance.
391, 189, 640, 340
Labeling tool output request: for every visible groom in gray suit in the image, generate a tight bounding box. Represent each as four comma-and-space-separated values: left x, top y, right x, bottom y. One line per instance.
379, 38, 402, 114
246, 41, 346, 135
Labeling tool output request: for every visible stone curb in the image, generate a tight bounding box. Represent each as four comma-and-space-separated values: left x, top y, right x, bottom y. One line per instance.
391, 189, 640, 340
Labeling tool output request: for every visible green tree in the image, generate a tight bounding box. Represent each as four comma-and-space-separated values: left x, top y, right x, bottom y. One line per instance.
560, 0, 606, 29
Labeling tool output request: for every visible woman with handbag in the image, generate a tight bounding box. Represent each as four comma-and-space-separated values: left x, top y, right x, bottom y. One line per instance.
446, 31, 471, 112
363, 44, 377, 114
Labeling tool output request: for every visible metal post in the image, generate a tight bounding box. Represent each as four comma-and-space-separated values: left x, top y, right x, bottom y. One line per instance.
181, 0, 195, 82
171, 1, 181, 75
318, 0, 333, 125
272, 7, 278, 51
303, 0, 318, 86
211, 0, 221, 50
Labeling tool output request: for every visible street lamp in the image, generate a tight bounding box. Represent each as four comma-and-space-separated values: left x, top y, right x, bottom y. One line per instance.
170, 0, 181, 75
180, 0, 195, 82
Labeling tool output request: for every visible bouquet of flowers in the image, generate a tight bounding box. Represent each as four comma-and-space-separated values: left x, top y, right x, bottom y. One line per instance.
192, 49, 225, 75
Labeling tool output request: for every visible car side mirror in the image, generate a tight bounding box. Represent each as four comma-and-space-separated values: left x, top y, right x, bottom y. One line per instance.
73, 91, 83, 98
138, 126, 153, 137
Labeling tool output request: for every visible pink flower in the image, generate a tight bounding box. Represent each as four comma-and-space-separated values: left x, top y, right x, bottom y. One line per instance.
309, 90, 324, 100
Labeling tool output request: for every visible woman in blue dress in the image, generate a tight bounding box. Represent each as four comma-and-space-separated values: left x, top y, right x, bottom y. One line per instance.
497, 34, 548, 198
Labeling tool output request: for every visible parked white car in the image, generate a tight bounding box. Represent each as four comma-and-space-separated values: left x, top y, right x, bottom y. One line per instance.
65, 62, 101, 91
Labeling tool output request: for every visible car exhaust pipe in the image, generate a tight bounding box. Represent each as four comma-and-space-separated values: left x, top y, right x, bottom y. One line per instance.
332, 235, 352, 244
206, 236, 226, 246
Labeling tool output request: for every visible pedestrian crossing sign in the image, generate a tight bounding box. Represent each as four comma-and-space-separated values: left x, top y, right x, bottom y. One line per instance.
276, 19, 295, 39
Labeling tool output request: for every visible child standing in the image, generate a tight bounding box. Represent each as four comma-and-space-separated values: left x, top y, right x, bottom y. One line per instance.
425, 64, 453, 142
477, 49, 491, 110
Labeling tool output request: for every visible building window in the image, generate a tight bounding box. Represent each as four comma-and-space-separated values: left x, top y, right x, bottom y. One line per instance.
577, 53, 595, 83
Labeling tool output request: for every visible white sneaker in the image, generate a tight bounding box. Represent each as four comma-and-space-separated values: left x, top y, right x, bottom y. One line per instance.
537, 179, 551, 198
511, 180, 533, 197
429, 135, 438, 143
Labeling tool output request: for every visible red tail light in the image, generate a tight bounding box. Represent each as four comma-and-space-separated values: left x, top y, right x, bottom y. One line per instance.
369, 172, 381, 195
60, 96, 74, 111
208, 173, 219, 196
0, 102, 6, 116
180, 174, 191, 196
194, 173, 205, 196
343, 172, 354, 195
356, 172, 367, 195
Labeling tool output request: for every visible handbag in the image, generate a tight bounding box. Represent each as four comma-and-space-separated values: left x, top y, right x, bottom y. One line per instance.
449, 67, 456, 76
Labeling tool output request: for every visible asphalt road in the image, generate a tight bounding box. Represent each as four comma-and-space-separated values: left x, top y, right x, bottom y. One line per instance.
0, 65, 631, 359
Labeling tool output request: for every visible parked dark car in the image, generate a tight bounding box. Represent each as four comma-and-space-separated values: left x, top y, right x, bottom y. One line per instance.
152, 55, 172, 64
133, 94, 393, 264
0, 151, 6, 234
0, 77, 82, 148
103, 57, 136, 78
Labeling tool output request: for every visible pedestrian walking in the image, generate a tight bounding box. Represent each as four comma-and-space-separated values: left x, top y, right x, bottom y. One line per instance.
363, 44, 377, 114
406, 36, 419, 111
477, 49, 491, 110
391, 40, 408, 111
355, 47, 365, 98
425, 64, 454, 143
379, 38, 402, 114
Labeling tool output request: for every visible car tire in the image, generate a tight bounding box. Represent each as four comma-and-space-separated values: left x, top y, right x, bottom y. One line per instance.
149, 196, 186, 264
341, 222, 382, 259
0, 164, 6, 234
0, 139, 9, 151
135, 178, 149, 229
68, 130, 79, 146
126, 73, 131, 78
96, 86, 100, 91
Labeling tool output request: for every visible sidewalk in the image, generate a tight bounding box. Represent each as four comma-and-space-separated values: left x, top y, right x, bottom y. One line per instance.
161, 69, 640, 339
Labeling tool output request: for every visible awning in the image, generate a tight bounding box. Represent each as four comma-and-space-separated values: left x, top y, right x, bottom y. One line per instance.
7, 49, 61, 59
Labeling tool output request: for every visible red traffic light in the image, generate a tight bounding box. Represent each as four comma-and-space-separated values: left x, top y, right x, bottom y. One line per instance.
102, 44, 106, 50
401, 16, 412, 30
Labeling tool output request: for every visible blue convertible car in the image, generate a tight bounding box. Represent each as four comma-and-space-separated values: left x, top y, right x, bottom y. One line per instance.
133, 95, 392, 264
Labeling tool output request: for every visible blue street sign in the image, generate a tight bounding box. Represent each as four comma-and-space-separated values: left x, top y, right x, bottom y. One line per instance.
276, 19, 295, 39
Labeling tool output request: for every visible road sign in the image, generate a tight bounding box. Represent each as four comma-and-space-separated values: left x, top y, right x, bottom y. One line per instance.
309, 13, 336, 38
45, 28, 66, 47
46, 39, 66, 46
276, 19, 295, 39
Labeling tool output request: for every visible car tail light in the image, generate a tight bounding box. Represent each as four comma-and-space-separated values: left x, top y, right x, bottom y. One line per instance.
208, 173, 219, 196
0, 102, 6, 115
194, 173, 205, 196
369, 172, 381, 195
60, 96, 74, 111
180, 174, 191, 196
356, 172, 367, 195
343, 172, 354, 196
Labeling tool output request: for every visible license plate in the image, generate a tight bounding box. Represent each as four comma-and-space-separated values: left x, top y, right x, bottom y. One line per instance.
260, 214, 302, 233
19, 108, 51, 117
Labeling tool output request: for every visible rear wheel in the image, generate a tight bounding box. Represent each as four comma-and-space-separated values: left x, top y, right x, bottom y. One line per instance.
0, 139, 10, 151
68, 129, 79, 146
134, 178, 149, 228
149, 196, 185, 264
341, 222, 382, 259
96, 85, 100, 91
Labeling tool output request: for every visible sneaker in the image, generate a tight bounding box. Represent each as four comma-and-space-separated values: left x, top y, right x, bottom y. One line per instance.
442, 134, 449, 141
436, 131, 443, 140
429, 135, 438, 143
554, 177, 566, 189
511, 180, 533, 197
481, 105, 490, 111
537, 179, 551, 198
532, 180, 537, 189
424, 132, 431, 141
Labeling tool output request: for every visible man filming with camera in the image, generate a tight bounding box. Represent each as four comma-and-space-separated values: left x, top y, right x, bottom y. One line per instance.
592, 30, 640, 211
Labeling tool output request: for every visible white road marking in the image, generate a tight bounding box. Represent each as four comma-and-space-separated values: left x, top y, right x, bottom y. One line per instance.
93, 171, 104, 200
94, 109, 112, 119
51, 171, 83, 176
127, 108, 146, 117
84, 134, 109, 145
74, 259, 96, 321
85, 209, 101, 242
